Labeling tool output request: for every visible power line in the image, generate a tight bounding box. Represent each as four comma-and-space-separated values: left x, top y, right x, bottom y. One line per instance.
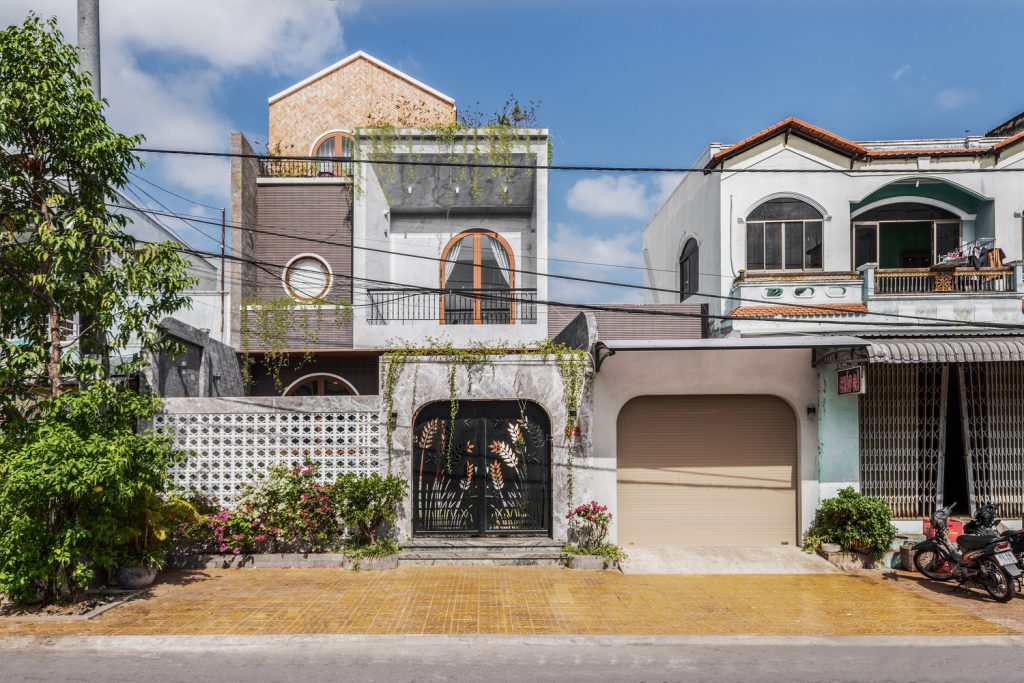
114, 202, 1024, 331
127, 171, 224, 211
162, 242, 1024, 331
134, 146, 1024, 175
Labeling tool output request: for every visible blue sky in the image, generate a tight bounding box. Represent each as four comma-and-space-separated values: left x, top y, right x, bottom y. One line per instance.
4, 0, 1023, 302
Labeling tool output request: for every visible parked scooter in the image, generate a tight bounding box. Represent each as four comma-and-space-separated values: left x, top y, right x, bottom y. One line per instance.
962, 503, 1024, 576
913, 502, 1021, 602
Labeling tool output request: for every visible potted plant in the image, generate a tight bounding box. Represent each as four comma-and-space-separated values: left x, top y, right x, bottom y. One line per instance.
563, 501, 627, 570
115, 494, 199, 588
803, 487, 897, 564
335, 473, 406, 570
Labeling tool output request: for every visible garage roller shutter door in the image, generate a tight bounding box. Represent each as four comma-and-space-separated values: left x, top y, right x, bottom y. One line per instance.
616, 395, 797, 546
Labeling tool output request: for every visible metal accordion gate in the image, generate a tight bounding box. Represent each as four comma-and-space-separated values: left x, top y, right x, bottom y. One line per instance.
860, 362, 1024, 518
960, 362, 1024, 517
412, 400, 552, 536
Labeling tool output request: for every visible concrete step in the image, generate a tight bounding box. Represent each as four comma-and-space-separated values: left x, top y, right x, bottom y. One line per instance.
399, 537, 564, 566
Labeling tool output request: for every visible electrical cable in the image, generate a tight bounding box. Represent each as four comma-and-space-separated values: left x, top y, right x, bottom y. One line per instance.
114, 202, 1024, 330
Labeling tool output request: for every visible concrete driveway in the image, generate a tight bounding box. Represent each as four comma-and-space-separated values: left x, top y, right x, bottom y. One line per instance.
619, 546, 838, 574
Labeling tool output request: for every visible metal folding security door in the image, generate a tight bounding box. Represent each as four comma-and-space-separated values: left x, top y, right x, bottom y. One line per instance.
959, 362, 1024, 517
860, 364, 947, 518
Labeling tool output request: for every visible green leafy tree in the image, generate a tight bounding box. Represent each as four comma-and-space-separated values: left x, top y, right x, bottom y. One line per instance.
0, 14, 194, 415
0, 383, 179, 603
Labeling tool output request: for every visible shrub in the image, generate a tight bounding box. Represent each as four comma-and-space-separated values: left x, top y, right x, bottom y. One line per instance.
566, 501, 611, 550
174, 461, 343, 555
335, 474, 406, 546
803, 487, 897, 560
114, 494, 201, 569
0, 383, 180, 603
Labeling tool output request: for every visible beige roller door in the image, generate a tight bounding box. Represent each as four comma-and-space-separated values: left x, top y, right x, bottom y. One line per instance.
617, 395, 797, 546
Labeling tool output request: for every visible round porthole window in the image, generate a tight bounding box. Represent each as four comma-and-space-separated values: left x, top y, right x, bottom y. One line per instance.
283, 254, 331, 301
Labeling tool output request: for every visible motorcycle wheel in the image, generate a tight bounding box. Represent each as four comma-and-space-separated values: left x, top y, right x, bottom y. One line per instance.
981, 560, 1017, 603
914, 549, 955, 581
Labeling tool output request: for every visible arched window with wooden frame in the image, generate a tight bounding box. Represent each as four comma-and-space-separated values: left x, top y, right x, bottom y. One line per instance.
440, 230, 515, 325
311, 130, 355, 177
283, 373, 359, 396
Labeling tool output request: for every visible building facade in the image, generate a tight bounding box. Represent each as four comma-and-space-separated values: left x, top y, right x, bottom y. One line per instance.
643, 116, 1024, 534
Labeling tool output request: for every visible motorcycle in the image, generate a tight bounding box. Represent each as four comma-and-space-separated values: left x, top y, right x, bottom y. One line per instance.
963, 502, 1024, 577
913, 502, 1021, 602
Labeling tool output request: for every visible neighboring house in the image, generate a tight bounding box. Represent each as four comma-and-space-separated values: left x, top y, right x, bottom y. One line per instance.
639, 114, 1024, 537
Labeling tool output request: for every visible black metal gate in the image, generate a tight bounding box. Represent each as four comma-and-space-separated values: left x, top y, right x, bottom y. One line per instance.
413, 401, 551, 536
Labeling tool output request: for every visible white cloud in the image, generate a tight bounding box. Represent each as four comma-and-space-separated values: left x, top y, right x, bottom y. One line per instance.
891, 64, 911, 81
1, 1, 357, 201
547, 222, 644, 304
566, 173, 682, 220
936, 88, 976, 110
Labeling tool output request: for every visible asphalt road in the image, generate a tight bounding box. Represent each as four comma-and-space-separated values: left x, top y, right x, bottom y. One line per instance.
4, 635, 1024, 682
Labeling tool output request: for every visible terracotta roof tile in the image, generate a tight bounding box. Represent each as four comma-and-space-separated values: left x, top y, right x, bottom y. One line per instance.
705, 118, 1024, 169
729, 303, 869, 319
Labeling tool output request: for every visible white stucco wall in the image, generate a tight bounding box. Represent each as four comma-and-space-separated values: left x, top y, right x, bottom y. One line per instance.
590, 348, 820, 545
352, 134, 549, 348
642, 147, 722, 313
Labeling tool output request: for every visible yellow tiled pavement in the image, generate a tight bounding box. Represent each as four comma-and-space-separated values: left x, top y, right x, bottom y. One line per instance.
0, 567, 1015, 637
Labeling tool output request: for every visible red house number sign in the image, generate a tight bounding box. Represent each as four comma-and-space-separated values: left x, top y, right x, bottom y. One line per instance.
837, 366, 865, 396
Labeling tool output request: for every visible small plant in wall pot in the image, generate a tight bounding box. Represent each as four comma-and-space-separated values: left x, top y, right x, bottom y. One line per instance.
562, 501, 628, 570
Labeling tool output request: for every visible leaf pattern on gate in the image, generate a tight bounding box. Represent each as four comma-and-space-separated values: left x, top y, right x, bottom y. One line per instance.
460, 460, 474, 491
489, 439, 518, 468
489, 460, 504, 490
416, 418, 440, 449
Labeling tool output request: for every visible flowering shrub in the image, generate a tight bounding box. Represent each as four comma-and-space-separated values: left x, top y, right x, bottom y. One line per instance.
173, 461, 343, 555
566, 501, 612, 550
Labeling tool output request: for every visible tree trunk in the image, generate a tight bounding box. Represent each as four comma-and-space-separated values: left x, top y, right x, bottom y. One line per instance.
47, 303, 64, 396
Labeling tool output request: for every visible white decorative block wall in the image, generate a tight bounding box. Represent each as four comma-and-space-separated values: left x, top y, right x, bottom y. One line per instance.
156, 403, 384, 505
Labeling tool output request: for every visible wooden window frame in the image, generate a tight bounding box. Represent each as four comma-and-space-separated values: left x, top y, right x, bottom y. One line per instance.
282, 373, 359, 396
679, 239, 699, 301
849, 219, 962, 270
311, 130, 355, 177
282, 253, 332, 302
439, 229, 516, 325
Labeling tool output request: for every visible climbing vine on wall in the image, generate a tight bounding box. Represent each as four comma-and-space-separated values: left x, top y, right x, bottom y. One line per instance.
379, 339, 589, 502
353, 97, 547, 209
239, 297, 353, 392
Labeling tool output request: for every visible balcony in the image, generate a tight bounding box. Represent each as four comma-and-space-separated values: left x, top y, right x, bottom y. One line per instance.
873, 267, 1015, 295
366, 288, 538, 325
257, 157, 353, 179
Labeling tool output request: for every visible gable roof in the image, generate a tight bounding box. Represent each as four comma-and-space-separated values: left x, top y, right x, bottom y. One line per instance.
704, 117, 1024, 170
268, 50, 455, 106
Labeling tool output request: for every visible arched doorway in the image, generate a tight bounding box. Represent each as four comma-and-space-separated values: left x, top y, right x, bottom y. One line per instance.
413, 400, 551, 536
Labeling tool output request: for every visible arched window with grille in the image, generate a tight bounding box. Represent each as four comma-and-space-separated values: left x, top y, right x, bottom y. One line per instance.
745, 198, 824, 271
441, 230, 515, 324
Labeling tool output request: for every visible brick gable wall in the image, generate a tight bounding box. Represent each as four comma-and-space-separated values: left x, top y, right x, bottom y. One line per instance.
269, 56, 456, 154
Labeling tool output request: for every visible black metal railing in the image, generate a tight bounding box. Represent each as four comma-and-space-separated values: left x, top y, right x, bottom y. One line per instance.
366, 288, 537, 325
257, 157, 353, 179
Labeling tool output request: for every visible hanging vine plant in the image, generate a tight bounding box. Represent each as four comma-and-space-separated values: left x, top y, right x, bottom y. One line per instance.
239, 297, 353, 393
380, 340, 589, 489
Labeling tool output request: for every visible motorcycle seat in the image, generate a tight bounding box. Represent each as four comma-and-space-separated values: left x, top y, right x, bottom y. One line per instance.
958, 534, 996, 551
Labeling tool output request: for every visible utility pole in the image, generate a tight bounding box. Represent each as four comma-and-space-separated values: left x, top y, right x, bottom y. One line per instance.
77, 0, 109, 378
77, 0, 100, 98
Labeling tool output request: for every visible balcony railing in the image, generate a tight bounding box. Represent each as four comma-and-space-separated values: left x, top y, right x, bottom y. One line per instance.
874, 268, 1015, 295
257, 157, 353, 179
366, 288, 537, 325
